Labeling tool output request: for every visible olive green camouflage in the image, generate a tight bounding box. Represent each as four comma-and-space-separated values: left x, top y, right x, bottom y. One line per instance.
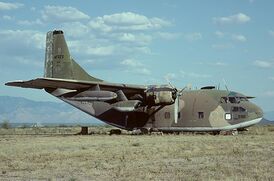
5, 30, 263, 133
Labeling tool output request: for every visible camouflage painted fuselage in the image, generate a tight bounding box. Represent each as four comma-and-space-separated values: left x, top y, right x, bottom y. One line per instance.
6, 30, 263, 132
55, 89, 262, 132
147, 89, 262, 132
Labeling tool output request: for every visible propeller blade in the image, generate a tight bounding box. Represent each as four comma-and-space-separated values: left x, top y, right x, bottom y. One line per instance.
222, 79, 229, 91
168, 81, 175, 89
174, 96, 179, 124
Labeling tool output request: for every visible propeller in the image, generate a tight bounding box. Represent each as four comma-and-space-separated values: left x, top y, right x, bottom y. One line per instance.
222, 79, 229, 91
173, 86, 189, 124
167, 81, 189, 124
174, 95, 179, 124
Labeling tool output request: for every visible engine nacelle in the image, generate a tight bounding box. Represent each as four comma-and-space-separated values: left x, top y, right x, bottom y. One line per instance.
145, 86, 175, 106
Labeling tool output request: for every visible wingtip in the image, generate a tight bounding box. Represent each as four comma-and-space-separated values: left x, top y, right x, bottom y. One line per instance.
5, 81, 14, 86
5, 80, 22, 86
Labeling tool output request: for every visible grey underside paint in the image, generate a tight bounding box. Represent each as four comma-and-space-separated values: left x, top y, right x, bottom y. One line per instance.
158, 118, 262, 132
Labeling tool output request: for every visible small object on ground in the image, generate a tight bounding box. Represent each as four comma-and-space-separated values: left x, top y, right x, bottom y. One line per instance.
220, 129, 238, 135
109, 129, 122, 135
76, 126, 89, 135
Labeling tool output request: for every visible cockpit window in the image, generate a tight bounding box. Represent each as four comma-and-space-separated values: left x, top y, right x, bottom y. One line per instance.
229, 97, 239, 103
220, 96, 250, 104
221, 97, 240, 104
220, 97, 228, 103
232, 106, 246, 112
239, 107, 246, 112
239, 97, 248, 101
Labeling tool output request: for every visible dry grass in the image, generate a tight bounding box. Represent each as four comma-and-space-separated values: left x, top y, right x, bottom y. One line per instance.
0, 126, 273, 180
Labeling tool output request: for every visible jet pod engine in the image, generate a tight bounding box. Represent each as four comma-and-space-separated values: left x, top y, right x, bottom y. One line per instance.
69, 90, 117, 101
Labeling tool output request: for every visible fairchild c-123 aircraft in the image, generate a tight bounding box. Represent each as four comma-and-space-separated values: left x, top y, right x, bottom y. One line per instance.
6, 30, 263, 134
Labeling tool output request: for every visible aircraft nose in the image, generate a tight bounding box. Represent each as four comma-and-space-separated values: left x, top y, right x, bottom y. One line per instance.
254, 105, 263, 118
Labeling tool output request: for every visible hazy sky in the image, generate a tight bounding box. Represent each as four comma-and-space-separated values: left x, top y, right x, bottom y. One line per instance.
0, 0, 274, 112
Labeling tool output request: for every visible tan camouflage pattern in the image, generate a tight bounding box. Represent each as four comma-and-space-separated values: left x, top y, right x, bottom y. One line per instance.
5, 30, 263, 132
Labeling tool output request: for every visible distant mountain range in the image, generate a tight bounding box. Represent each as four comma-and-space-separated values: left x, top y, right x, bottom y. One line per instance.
259, 118, 274, 125
0, 96, 100, 124
264, 111, 274, 121
0, 96, 273, 125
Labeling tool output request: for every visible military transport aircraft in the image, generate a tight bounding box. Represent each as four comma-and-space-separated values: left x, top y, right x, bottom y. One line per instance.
5, 30, 263, 133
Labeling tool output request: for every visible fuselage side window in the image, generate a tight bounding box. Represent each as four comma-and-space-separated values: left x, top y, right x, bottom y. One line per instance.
198, 112, 204, 119
165, 112, 170, 119
232, 106, 239, 112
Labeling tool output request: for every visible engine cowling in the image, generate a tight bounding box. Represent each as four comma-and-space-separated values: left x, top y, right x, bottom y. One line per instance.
145, 86, 175, 106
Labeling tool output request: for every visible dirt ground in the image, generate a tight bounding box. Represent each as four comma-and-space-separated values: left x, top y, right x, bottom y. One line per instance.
0, 126, 273, 181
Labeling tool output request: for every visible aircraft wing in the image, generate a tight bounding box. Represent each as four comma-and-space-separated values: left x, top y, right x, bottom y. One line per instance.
5, 78, 147, 95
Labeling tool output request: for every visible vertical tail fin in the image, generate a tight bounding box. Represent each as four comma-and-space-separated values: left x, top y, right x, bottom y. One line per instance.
44, 30, 102, 82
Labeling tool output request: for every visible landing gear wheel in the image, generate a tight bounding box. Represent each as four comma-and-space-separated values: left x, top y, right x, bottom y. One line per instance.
109, 129, 122, 135
75, 126, 89, 135
140, 128, 149, 134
